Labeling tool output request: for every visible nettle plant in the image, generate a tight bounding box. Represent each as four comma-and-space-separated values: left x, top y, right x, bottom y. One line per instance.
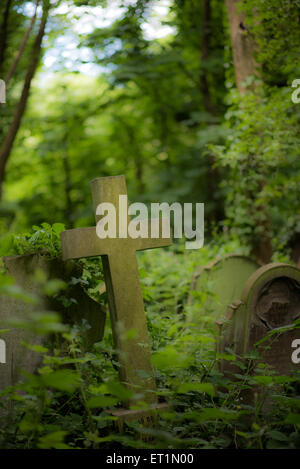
1, 223, 106, 304
0, 224, 299, 449
10, 223, 65, 258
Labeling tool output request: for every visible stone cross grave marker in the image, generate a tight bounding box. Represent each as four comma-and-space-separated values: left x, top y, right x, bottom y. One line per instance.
219, 263, 300, 377
60, 175, 172, 405
0, 253, 106, 392
188, 254, 259, 321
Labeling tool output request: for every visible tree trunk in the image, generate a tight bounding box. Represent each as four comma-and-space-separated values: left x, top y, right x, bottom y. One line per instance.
225, 0, 258, 93
62, 150, 74, 229
226, 0, 272, 264
201, 0, 224, 224
200, 0, 214, 115
0, 1, 49, 198
0, 0, 13, 77
118, 116, 145, 195
62, 132, 74, 229
250, 177, 273, 265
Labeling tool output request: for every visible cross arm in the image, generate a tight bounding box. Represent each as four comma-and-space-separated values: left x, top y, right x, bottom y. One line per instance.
60, 227, 109, 260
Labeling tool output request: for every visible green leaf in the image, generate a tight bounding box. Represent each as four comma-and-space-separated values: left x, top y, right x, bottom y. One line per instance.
101, 381, 134, 401
86, 395, 118, 408
38, 431, 70, 449
284, 413, 300, 425
41, 370, 80, 392
253, 375, 273, 385
177, 382, 215, 397
21, 343, 48, 354
266, 430, 289, 442
52, 223, 66, 235
197, 408, 239, 422
216, 353, 236, 361
152, 346, 193, 370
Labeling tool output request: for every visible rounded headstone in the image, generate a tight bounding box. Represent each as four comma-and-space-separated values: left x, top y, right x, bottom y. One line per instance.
221, 263, 300, 376
241, 263, 300, 374
190, 255, 259, 319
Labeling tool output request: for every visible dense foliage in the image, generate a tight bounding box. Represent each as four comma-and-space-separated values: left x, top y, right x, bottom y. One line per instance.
0, 224, 299, 449
0, 0, 299, 449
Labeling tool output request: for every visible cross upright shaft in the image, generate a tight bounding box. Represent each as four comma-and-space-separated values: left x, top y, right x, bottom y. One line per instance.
60, 175, 172, 404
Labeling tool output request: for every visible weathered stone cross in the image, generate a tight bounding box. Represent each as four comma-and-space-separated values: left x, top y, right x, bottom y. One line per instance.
60, 175, 172, 404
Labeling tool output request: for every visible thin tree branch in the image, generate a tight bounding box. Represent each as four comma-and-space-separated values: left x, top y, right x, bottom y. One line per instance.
5, 0, 40, 85
0, 0, 49, 197
0, 0, 13, 77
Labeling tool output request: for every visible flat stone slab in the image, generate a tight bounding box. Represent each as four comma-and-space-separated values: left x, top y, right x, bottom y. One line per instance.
0, 253, 106, 391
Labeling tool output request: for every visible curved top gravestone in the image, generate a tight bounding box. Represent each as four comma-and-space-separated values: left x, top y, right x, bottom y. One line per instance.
221, 263, 300, 376
189, 255, 259, 320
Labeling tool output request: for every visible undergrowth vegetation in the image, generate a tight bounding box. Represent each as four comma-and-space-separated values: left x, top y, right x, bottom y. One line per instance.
0, 224, 299, 449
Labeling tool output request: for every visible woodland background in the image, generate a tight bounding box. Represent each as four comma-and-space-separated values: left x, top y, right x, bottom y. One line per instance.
0, 0, 299, 263
0, 0, 300, 450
